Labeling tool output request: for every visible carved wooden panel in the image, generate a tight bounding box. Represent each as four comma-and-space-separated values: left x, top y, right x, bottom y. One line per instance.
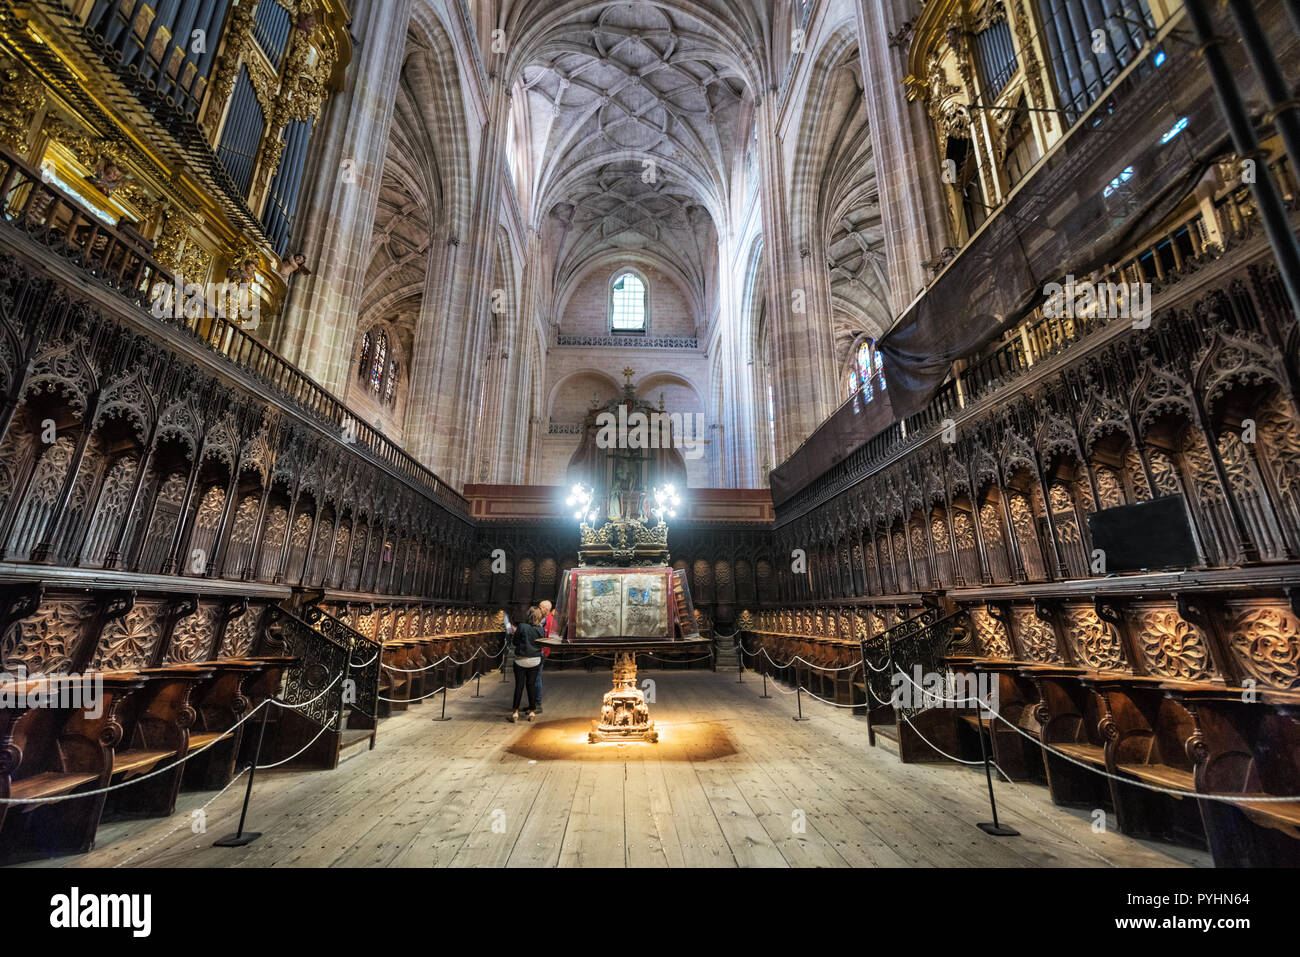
1126, 603, 1212, 681
93, 600, 166, 671
1011, 606, 1059, 663
1, 599, 90, 675
1222, 600, 1300, 690
970, 606, 1011, 658
220, 603, 262, 657
166, 603, 217, 664
1062, 604, 1125, 672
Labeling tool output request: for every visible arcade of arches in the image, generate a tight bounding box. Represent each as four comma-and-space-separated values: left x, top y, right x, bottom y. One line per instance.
0, 0, 1299, 875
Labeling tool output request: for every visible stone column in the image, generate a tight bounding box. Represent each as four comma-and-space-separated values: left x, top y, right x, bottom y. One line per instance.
406, 82, 512, 488
273, 0, 415, 396
717, 228, 762, 488
854, 0, 951, 314
754, 95, 838, 460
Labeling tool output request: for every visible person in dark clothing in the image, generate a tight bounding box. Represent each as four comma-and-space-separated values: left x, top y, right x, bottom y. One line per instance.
508, 605, 546, 723
534, 599, 556, 713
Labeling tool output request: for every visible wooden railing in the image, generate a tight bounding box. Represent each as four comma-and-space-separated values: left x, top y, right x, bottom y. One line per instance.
0, 146, 468, 516
781, 154, 1298, 523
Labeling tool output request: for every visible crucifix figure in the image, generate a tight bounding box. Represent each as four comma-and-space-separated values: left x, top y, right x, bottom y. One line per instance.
607, 448, 646, 523
622, 366, 636, 387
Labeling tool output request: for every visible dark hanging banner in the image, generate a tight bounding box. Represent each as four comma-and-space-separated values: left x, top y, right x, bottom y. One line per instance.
877, 36, 1225, 421
770, 13, 1268, 508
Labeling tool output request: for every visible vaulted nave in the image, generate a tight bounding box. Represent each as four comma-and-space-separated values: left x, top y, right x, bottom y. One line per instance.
1, 0, 1299, 921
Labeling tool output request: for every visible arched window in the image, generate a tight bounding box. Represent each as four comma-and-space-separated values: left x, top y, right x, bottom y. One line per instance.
358, 331, 372, 379
355, 325, 401, 408
845, 339, 886, 400
610, 271, 647, 333
385, 358, 399, 403
369, 330, 388, 393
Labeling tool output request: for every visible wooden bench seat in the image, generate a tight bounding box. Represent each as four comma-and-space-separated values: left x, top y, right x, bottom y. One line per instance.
187, 730, 233, 751
1238, 799, 1300, 835
101, 665, 216, 818
1160, 684, 1300, 865
946, 658, 1045, 781
183, 659, 270, 791
111, 749, 176, 776
1, 673, 143, 863
1053, 741, 1107, 765
9, 770, 101, 801
1123, 762, 1196, 792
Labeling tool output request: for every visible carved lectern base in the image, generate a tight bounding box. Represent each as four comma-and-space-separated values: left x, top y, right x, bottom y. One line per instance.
589, 651, 659, 743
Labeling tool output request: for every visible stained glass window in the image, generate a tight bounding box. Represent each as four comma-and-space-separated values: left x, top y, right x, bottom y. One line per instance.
357, 325, 403, 408
369, 331, 388, 394
385, 358, 399, 404
846, 339, 886, 400
610, 272, 647, 332
358, 331, 371, 379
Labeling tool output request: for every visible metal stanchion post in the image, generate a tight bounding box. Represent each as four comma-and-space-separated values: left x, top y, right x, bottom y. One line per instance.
793, 685, 809, 722
761, 671, 771, 699
433, 684, 452, 722
472, 672, 483, 699
213, 703, 270, 847
974, 689, 1018, 836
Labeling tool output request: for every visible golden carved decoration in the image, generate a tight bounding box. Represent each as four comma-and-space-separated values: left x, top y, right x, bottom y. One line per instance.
0, 59, 46, 151
1008, 0, 1052, 132
205, 3, 258, 129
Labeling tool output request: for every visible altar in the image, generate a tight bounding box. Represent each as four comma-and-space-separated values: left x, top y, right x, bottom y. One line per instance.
543, 371, 708, 743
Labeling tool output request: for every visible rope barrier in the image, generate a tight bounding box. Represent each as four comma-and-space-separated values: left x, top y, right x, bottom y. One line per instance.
380, 642, 504, 673
737, 641, 866, 673
1, 664, 350, 807
256, 723, 334, 770
887, 664, 1300, 806
378, 684, 447, 704
113, 766, 251, 868
744, 631, 1300, 807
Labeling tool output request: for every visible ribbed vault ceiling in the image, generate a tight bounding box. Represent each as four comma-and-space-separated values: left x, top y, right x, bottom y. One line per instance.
519, 2, 751, 312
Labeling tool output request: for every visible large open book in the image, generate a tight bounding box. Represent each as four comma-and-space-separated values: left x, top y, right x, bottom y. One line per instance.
575, 571, 668, 638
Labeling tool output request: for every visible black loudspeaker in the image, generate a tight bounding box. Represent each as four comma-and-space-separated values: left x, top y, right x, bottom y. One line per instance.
1086, 495, 1199, 572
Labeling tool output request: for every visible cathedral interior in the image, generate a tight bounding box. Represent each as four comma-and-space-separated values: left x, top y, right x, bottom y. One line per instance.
1, 0, 1300, 894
